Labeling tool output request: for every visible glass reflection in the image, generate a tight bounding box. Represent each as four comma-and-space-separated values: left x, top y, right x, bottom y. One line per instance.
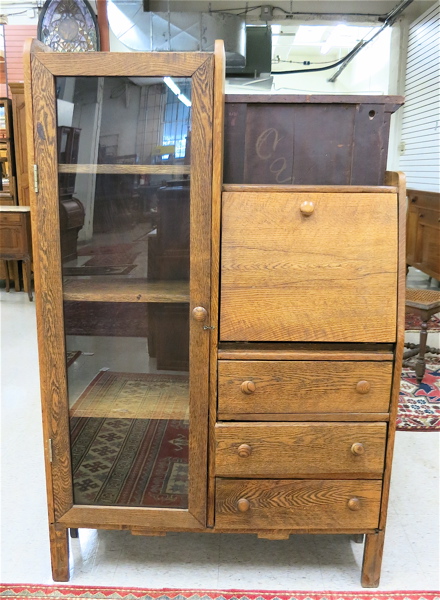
56, 76, 191, 508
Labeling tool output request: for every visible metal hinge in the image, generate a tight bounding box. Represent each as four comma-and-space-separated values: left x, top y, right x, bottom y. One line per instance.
203, 325, 216, 330
48, 438, 53, 462
33, 164, 39, 193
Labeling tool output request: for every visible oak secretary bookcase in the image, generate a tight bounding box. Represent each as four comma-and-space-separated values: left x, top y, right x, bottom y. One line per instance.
25, 39, 405, 587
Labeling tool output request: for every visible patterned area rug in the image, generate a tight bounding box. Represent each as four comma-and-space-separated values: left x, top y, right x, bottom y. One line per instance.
69, 371, 189, 507
66, 351, 81, 367
405, 313, 440, 331
70, 371, 189, 419
1, 586, 438, 600
63, 265, 136, 276
398, 358, 440, 431
64, 301, 149, 337
71, 417, 188, 507
77, 243, 137, 256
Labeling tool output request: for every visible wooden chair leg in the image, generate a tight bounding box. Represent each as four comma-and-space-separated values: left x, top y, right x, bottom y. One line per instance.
3, 260, 10, 292
12, 261, 20, 291
415, 321, 428, 383
361, 529, 385, 587
49, 525, 70, 582
23, 258, 33, 301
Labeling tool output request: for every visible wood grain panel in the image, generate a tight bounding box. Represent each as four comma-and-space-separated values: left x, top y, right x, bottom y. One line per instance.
187, 55, 214, 526
208, 40, 226, 528
220, 191, 398, 342
38, 51, 211, 77
63, 278, 189, 303
215, 479, 382, 530
218, 360, 392, 415
215, 422, 387, 478
58, 164, 191, 175
28, 51, 73, 520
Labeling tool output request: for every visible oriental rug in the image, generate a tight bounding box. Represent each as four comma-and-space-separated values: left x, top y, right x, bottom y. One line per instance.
405, 313, 440, 332
70, 371, 189, 419
77, 243, 137, 256
63, 265, 136, 276
398, 358, 440, 431
84, 252, 139, 267
1, 586, 438, 600
66, 351, 81, 367
69, 371, 189, 507
63, 301, 149, 337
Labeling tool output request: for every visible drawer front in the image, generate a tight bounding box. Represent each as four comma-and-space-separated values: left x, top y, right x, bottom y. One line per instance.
220, 192, 398, 342
218, 360, 392, 415
215, 478, 382, 530
215, 422, 387, 477
0, 213, 21, 225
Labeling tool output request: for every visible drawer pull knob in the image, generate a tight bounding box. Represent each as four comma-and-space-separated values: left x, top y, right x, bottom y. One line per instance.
351, 442, 365, 456
241, 380, 256, 394
238, 443, 252, 458
300, 201, 315, 216
348, 497, 361, 511
237, 498, 250, 512
356, 380, 371, 394
192, 306, 207, 322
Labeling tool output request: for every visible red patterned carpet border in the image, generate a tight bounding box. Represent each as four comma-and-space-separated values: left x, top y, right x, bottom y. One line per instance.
405, 313, 440, 332
1, 586, 438, 600
398, 358, 440, 431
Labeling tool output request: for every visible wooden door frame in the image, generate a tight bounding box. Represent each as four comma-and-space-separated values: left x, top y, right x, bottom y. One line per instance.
24, 39, 221, 531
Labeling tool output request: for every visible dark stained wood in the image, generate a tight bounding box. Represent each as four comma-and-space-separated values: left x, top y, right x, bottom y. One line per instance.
9, 83, 30, 206
225, 94, 404, 107
406, 189, 440, 280
215, 422, 387, 478
220, 191, 398, 343
0, 207, 33, 299
223, 96, 403, 186
215, 479, 382, 530
361, 529, 385, 587
218, 360, 393, 415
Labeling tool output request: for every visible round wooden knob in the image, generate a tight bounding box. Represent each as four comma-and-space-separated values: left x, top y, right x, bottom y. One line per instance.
351, 442, 365, 456
356, 380, 370, 394
348, 497, 361, 511
237, 498, 250, 512
192, 306, 207, 322
237, 444, 252, 458
240, 380, 256, 394
300, 201, 315, 216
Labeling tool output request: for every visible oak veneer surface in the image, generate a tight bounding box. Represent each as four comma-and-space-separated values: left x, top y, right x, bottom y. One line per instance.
215, 422, 387, 478
218, 360, 393, 415
220, 192, 398, 342
215, 479, 382, 530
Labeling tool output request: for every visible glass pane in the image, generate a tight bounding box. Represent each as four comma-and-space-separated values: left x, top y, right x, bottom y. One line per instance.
56, 76, 192, 508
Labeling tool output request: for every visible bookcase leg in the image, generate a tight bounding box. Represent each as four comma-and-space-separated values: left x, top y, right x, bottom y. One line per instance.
361, 530, 385, 588
49, 525, 70, 582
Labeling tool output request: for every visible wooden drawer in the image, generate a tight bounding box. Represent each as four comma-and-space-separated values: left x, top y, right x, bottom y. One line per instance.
0, 212, 21, 225
220, 191, 398, 342
215, 422, 387, 478
215, 478, 382, 530
218, 360, 392, 416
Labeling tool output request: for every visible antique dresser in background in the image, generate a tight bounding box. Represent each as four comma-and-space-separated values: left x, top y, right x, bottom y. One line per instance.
25, 38, 405, 587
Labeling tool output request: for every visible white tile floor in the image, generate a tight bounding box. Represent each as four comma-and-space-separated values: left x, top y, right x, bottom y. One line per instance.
1, 275, 439, 590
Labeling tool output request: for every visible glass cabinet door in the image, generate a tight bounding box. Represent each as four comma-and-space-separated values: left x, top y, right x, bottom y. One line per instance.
29, 49, 215, 527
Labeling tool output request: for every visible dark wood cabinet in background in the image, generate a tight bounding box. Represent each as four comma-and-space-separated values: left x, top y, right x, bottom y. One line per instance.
406, 189, 440, 281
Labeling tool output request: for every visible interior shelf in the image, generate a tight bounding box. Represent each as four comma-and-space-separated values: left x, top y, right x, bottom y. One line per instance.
58, 164, 191, 175
63, 277, 190, 303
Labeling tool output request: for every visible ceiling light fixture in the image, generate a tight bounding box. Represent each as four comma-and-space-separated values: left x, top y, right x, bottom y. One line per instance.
164, 76, 192, 107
